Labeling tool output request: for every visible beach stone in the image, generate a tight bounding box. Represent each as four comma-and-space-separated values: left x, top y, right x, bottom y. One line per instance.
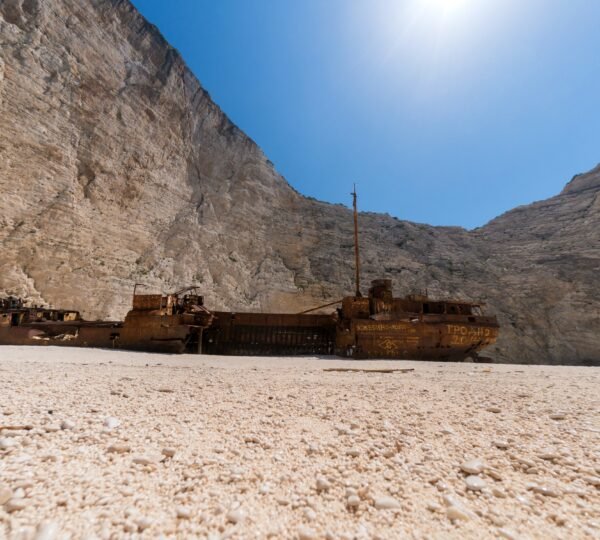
486, 467, 503, 481
0, 485, 13, 505
493, 439, 510, 449
132, 455, 158, 466
373, 496, 400, 510
303, 508, 317, 521
497, 528, 520, 540
0, 438, 17, 450
583, 476, 600, 487
316, 476, 331, 492
107, 444, 131, 454
227, 508, 245, 524
347, 495, 360, 508
298, 526, 317, 540
447, 505, 470, 521
60, 420, 75, 430
528, 484, 560, 497
461, 459, 484, 474
442, 495, 461, 507
488, 514, 506, 527
465, 475, 486, 491
104, 417, 120, 430
492, 487, 507, 498
549, 412, 566, 420
135, 517, 152, 531
486, 406, 501, 413
161, 447, 176, 458
5, 498, 28, 512
537, 450, 559, 460
33, 521, 60, 540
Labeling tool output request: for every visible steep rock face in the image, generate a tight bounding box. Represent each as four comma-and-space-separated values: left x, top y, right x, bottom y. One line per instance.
1, 0, 598, 364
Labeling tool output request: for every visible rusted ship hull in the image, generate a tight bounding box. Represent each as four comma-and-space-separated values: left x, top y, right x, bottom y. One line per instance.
0, 322, 199, 354
336, 318, 499, 360
0, 282, 499, 360
0, 289, 212, 354
202, 312, 336, 356
196, 312, 498, 360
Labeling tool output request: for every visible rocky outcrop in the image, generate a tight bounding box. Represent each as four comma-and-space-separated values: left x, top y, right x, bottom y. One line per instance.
1, 0, 598, 364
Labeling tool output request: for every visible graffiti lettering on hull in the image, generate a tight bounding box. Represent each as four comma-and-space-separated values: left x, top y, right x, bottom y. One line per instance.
447, 325, 492, 338
356, 323, 417, 334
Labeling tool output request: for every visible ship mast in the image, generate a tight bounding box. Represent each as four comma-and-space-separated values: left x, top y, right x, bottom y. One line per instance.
352, 184, 362, 298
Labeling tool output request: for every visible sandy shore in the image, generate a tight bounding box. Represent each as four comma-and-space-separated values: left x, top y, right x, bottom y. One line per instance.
0, 346, 598, 539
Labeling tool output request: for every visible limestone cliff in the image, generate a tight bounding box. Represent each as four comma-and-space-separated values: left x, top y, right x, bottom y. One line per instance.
1, 0, 598, 364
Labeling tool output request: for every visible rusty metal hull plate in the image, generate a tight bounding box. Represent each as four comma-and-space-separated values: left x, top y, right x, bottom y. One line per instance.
337, 319, 499, 360
203, 312, 336, 356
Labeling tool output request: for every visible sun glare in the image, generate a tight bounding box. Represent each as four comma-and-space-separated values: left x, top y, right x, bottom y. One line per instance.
426, 0, 469, 16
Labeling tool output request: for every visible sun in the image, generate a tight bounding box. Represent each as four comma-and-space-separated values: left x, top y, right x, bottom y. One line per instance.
435, 0, 467, 10
423, 0, 470, 16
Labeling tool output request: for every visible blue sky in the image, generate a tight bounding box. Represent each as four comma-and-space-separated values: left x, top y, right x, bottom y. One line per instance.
131, 0, 600, 228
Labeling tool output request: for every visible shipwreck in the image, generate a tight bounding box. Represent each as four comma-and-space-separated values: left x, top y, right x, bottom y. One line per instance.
0, 190, 498, 360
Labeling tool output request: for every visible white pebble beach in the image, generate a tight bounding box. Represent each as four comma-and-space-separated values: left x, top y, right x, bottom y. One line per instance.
0, 346, 599, 539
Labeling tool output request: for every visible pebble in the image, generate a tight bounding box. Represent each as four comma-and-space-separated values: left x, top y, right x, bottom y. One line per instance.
527, 484, 560, 497
161, 447, 176, 458
442, 495, 461, 507
373, 496, 400, 510
426, 502, 442, 512
135, 517, 152, 531
316, 476, 331, 492
226, 508, 245, 524
347, 495, 361, 508
583, 476, 600, 487
104, 417, 120, 430
446, 505, 470, 521
493, 439, 510, 449
549, 412, 566, 420
486, 406, 502, 413
5, 498, 28, 513
33, 521, 60, 540
465, 475, 486, 491
303, 507, 317, 521
44, 424, 61, 433
488, 514, 506, 527
498, 528, 520, 540
492, 487, 507, 498
460, 459, 484, 474
107, 443, 131, 454
0, 437, 17, 450
176, 506, 192, 519
132, 455, 158, 466
346, 447, 360, 457
564, 486, 586, 497
298, 525, 318, 540
537, 450, 559, 460
60, 419, 76, 430
0, 485, 13, 505
486, 467, 503, 481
